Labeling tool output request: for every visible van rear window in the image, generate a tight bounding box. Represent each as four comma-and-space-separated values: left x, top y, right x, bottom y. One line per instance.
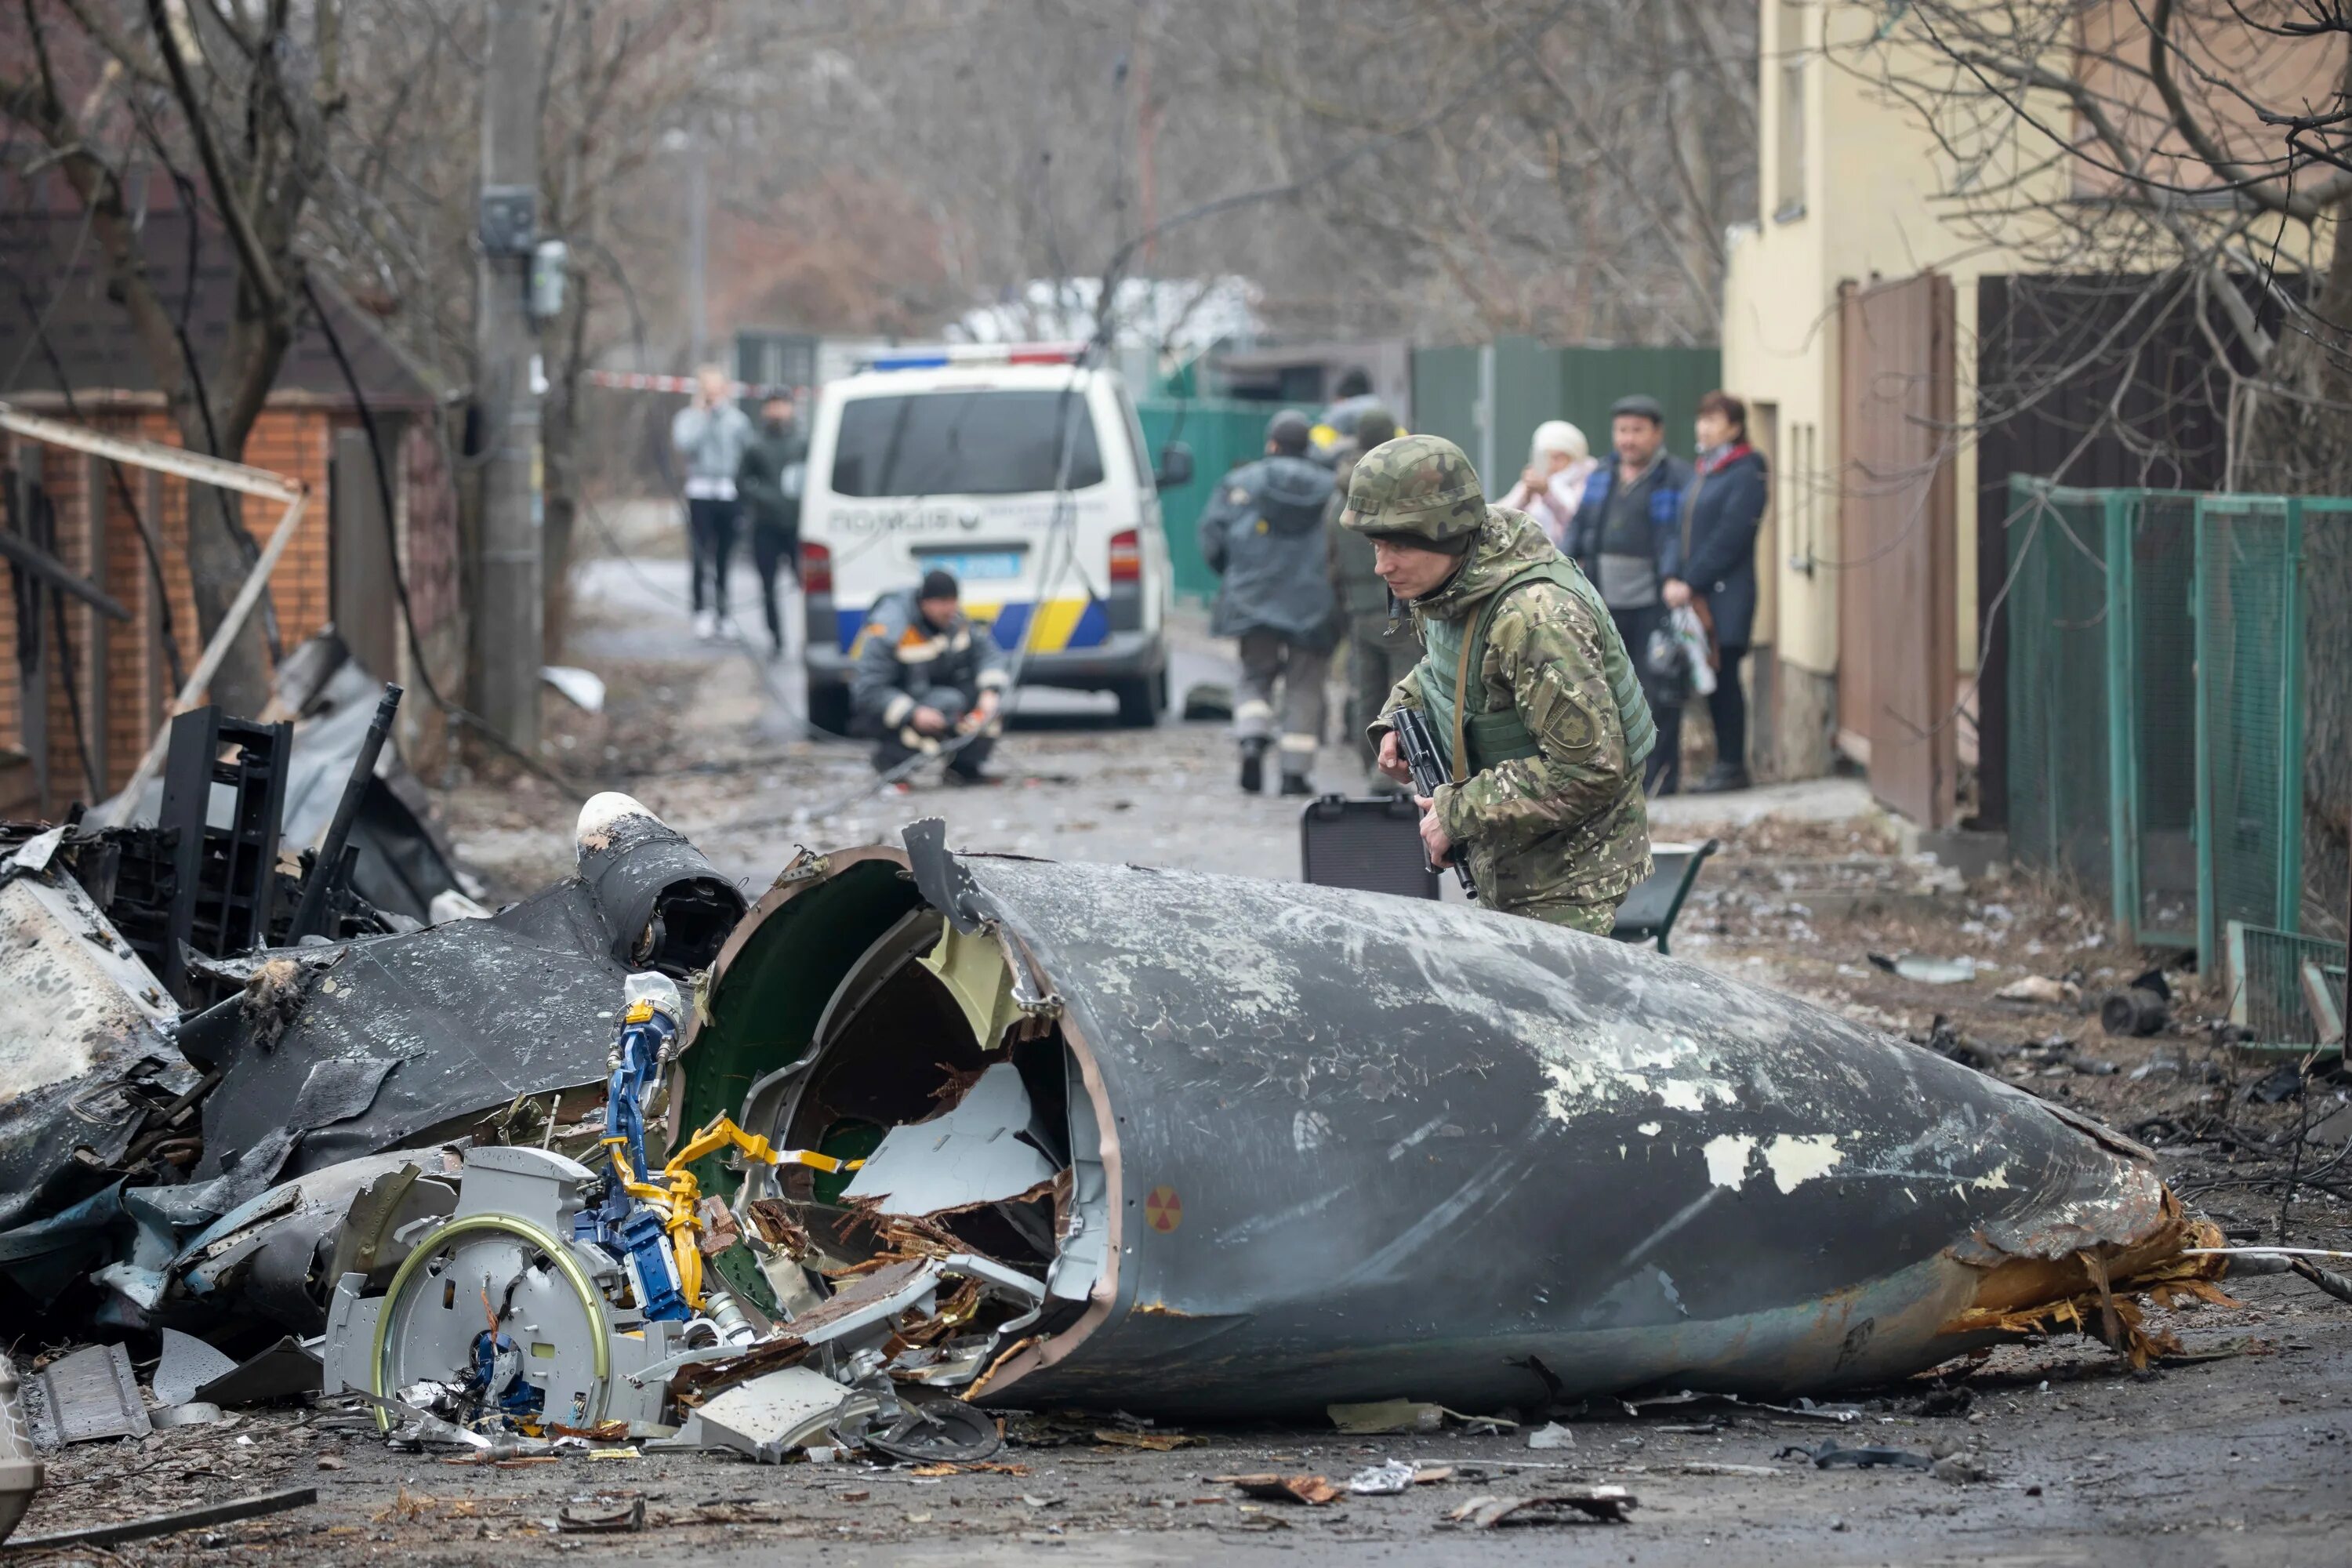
830, 390, 1104, 496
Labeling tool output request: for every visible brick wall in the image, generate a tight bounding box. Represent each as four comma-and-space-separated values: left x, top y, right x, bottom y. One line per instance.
2, 405, 347, 817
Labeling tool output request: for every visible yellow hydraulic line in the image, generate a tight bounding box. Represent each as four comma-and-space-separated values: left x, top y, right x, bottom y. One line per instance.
604, 1116, 863, 1310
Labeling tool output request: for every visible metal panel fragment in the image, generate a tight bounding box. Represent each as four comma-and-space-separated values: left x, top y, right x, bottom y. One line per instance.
0, 873, 191, 1232
28, 1344, 149, 1444
687, 1366, 873, 1463
840, 1062, 1058, 1214
151, 1328, 238, 1408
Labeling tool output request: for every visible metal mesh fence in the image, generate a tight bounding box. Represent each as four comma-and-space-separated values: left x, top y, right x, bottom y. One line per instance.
2004, 479, 2334, 963
2196, 497, 2296, 954
2127, 492, 2198, 944
2004, 480, 2113, 892
2227, 922, 2347, 1050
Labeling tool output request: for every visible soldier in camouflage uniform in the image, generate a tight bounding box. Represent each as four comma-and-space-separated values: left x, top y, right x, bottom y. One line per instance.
1343, 434, 1655, 933
1323, 404, 1419, 786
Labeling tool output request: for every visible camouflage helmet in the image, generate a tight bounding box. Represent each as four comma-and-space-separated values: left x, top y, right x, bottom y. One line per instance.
1340, 434, 1486, 544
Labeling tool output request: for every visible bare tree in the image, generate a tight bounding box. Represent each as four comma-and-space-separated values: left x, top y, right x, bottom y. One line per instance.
3, 0, 348, 713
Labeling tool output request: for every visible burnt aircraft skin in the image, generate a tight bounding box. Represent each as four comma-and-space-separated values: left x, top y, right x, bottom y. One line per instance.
198, 796, 746, 1189
705, 836, 2203, 1420
0, 836, 195, 1233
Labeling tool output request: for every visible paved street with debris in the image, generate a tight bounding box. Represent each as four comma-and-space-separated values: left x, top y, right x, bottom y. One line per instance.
8, 0, 2348, 1557
5, 514, 2345, 1567
15, 1291, 2352, 1566
97, 521, 2311, 1564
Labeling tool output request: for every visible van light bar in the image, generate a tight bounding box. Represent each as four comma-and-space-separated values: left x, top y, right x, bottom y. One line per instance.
866, 342, 1087, 372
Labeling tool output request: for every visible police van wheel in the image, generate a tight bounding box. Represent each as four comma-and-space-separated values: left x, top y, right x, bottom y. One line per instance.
1112, 674, 1161, 729
806, 684, 854, 738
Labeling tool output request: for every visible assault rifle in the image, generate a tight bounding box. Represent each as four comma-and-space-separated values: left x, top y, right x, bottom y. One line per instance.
1391, 707, 1477, 898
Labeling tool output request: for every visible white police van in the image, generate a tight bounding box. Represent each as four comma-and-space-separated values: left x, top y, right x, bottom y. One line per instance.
798, 343, 1189, 733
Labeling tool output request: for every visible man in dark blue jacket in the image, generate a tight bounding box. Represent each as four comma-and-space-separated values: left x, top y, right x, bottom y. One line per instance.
1200, 409, 1339, 794
1671, 391, 1769, 793
1566, 394, 1693, 794
850, 570, 1011, 783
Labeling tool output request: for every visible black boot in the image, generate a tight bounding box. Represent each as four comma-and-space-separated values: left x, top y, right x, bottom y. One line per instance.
1693, 762, 1751, 794
1239, 739, 1267, 794
1278, 773, 1313, 797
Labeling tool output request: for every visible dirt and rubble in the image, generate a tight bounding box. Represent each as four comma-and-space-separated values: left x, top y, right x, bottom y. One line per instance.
12, 1268, 2352, 1566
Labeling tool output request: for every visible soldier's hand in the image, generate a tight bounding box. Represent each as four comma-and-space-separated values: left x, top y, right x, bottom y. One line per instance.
1376, 730, 1411, 784
1414, 795, 1454, 865
912, 706, 949, 735
1663, 578, 1692, 608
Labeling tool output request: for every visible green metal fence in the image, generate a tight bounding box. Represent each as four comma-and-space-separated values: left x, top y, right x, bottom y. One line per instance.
1136, 397, 1280, 603
2225, 922, 2347, 1052
2005, 477, 2330, 961
1410, 339, 1722, 485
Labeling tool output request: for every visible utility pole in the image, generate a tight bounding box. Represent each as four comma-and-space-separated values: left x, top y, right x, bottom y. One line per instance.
687, 129, 710, 368
473, 0, 543, 754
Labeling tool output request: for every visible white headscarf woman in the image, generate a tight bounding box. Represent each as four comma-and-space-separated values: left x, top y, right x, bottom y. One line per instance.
1498, 420, 1597, 548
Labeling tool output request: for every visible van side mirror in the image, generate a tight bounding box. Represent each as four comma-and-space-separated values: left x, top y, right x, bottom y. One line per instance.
1154, 441, 1194, 492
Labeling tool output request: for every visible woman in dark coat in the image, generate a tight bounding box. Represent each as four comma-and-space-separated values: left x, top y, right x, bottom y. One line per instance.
1665, 390, 1769, 793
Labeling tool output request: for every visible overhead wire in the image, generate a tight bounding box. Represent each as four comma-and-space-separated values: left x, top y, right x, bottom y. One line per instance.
301, 275, 589, 799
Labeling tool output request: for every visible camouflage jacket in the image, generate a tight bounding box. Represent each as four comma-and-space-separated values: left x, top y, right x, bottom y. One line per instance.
1371, 508, 1651, 912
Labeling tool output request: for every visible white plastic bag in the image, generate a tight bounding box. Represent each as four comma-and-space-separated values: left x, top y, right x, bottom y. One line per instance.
1670, 606, 1716, 696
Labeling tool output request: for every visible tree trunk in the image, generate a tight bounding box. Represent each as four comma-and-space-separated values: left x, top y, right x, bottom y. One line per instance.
163, 309, 290, 720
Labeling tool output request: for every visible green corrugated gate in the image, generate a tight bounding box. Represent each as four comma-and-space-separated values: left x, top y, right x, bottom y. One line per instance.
2005, 476, 2330, 963
1410, 339, 1723, 483
1137, 397, 1279, 602
1145, 343, 1719, 599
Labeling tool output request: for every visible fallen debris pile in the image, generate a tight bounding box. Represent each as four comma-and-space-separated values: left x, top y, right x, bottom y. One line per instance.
0, 782, 2326, 1539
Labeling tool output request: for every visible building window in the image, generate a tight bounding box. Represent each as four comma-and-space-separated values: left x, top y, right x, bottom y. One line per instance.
1787, 421, 1819, 572
1776, 0, 1807, 221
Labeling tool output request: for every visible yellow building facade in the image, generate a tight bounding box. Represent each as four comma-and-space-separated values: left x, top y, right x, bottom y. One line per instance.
1725, 0, 2336, 785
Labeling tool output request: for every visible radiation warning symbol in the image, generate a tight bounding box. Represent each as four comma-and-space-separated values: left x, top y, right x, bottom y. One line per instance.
1144, 1185, 1183, 1233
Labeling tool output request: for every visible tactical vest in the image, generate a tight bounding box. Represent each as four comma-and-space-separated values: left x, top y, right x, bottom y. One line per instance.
1414, 559, 1657, 780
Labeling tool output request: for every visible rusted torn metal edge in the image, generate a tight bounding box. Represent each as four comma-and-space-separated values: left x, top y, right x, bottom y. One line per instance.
2, 1486, 317, 1552
1938, 1191, 2229, 1367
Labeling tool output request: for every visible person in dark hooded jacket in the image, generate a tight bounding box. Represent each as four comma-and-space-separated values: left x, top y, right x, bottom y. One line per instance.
1668, 390, 1769, 793
1198, 409, 1338, 794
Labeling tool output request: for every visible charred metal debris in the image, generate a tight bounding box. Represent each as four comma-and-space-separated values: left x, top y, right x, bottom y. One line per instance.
0, 768, 2324, 1530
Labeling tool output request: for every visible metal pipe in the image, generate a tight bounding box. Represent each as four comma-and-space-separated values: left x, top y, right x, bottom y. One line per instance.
289, 683, 404, 940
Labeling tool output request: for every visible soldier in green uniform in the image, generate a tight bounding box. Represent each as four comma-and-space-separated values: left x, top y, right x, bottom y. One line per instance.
1323, 404, 1420, 789
1343, 434, 1655, 933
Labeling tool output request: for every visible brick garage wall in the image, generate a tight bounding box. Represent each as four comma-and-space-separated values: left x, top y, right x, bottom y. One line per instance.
1, 405, 337, 816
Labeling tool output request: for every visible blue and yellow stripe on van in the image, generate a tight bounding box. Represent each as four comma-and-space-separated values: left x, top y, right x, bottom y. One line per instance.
837, 597, 1111, 655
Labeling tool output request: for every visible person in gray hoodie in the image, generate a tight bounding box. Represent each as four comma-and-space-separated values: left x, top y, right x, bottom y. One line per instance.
669, 365, 755, 641
1198, 408, 1339, 794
